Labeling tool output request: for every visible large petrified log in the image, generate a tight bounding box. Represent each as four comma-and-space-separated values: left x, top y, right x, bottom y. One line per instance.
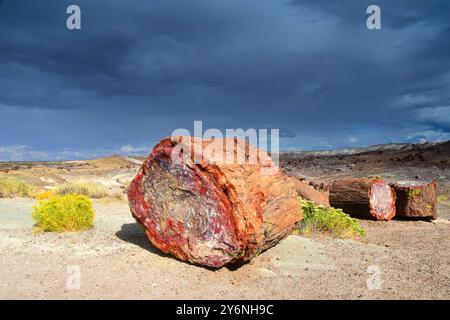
391, 181, 437, 220
290, 177, 330, 207
128, 136, 302, 268
329, 178, 396, 220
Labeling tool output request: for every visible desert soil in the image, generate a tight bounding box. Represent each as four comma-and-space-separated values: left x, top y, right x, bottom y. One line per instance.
0, 197, 449, 300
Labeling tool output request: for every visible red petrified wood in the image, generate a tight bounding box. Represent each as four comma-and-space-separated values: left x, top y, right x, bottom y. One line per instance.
128, 136, 302, 268
329, 178, 396, 221
391, 181, 437, 220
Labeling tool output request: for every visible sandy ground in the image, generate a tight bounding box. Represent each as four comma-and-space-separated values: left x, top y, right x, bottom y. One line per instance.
1, 198, 449, 300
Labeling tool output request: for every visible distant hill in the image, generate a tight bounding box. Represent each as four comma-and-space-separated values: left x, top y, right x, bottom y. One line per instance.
282, 140, 450, 158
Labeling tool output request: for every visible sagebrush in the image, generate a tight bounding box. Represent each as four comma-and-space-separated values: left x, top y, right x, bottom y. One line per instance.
293, 199, 365, 238
32, 194, 95, 232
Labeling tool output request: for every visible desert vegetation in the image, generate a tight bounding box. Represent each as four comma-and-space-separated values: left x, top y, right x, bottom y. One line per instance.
293, 199, 365, 238
51, 180, 125, 201
0, 174, 33, 198
53, 180, 109, 198
32, 194, 95, 232
35, 190, 54, 200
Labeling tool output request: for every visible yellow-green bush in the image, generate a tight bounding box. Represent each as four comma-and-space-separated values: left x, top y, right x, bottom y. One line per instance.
293, 199, 365, 238
0, 175, 31, 198
35, 190, 54, 200
53, 180, 109, 198
32, 194, 95, 232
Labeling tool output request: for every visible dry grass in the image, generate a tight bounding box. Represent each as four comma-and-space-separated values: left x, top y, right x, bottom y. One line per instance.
53, 180, 109, 198
0, 174, 33, 198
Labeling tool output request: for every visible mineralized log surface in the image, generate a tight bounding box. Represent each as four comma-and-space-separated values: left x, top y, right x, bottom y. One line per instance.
391, 181, 437, 220
329, 178, 396, 221
128, 136, 302, 268
290, 177, 330, 207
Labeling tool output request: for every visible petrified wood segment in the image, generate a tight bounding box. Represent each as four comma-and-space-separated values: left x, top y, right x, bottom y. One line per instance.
391, 181, 437, 220
128, 136, 302, 268
290, 177, 330, 207
329, 178, 396, 221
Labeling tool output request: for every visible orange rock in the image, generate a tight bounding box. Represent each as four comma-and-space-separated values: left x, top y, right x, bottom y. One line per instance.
128, 136, 302, 268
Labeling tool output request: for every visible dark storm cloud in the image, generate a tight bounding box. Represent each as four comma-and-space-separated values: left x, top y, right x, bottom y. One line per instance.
0, 0, 449, 160
291, 0, 450, 29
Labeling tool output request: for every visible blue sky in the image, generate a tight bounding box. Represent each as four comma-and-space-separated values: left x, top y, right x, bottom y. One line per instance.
0, 0, 449, 160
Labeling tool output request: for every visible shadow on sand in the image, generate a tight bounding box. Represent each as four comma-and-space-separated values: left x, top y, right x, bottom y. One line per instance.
115, 222, 245, 271
115, 223, 170, 258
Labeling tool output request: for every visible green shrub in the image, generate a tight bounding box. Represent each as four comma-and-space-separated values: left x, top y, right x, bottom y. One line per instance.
32, 194, 95, 232
293, 199, 365, 238
53, 180, 109, 198
0, 175, 32, 198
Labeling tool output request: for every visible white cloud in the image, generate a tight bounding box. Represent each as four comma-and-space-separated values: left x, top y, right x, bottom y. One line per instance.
394, 93, 435, 108
406, 129, 450, 143
119, 145, 136, 153
0, 142, 153, 161
0, 145, 119, 161
0, 145, 49, 161
416, 106, 450, 126
119, 144, 149, 155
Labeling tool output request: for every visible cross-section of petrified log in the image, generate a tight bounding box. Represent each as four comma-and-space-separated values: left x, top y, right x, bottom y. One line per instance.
329, 178, 396, 221
128, 136, 302, 268
391, 181, 437, 220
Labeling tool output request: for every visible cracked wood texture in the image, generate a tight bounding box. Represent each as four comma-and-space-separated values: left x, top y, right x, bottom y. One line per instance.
329, 178, 396, 221
391, 181, 437, 220
128, 136, 302, 268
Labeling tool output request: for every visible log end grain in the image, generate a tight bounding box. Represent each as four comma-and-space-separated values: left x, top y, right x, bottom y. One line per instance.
368, 181, 396, 221
329, 178, 396, 221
